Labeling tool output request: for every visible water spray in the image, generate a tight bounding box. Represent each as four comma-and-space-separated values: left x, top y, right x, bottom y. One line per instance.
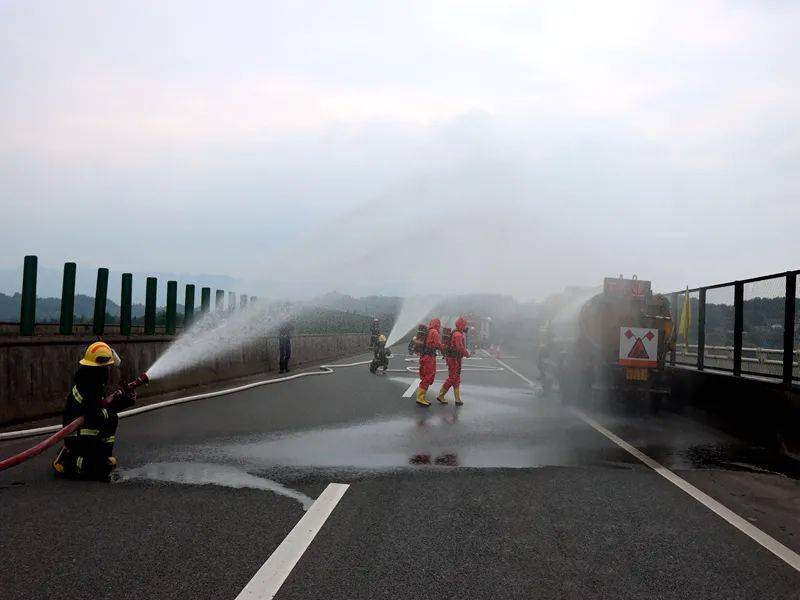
385, 294, 441, 347
0, 373, 150, 472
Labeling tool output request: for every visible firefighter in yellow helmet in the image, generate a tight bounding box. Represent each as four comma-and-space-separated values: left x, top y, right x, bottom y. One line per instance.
369, 333, 392, 373
52, 342, 136, 481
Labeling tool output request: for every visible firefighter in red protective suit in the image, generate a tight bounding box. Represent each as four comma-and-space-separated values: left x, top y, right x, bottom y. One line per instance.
415, 318, 442, 407
437, 316, 470, 405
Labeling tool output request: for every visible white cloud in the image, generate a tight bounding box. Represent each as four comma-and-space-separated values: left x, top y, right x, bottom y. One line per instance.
0, 1, 798, 297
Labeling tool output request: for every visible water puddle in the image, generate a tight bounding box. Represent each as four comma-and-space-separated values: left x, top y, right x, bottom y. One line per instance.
201, 384, 595, 469
119, 461, 314, 509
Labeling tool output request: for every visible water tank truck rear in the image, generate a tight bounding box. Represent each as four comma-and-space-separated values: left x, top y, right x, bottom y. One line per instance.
544, 276, 673, 412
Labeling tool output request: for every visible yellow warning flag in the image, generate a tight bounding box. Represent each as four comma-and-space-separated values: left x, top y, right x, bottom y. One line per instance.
678, 287, 691, 351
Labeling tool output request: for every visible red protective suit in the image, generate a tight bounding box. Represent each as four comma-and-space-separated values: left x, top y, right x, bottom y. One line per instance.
441, 317, 470, 394
418, 318, 442, 391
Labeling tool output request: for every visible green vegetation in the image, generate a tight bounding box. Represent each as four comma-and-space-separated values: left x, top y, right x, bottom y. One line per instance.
676, 296, 799, 349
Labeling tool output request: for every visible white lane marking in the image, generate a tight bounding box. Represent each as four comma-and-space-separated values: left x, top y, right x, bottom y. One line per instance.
491, 354, 538, 388
403, 380, 420, 397
576, 410, 800, 572
0, 360, 372, 441
235, 483, 350, 600
387, 365, 503, 375
492, 352, 800, 573
406, 356, 482, 362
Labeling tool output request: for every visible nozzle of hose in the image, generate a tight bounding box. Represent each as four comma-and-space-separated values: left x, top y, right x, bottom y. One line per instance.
125, 372, 150, 391
103, 373, 149, 407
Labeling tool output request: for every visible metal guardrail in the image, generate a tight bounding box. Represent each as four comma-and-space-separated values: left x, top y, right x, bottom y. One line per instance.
666, 269, 799, 388
13, 255, 258, 337
674, 344, 799, 367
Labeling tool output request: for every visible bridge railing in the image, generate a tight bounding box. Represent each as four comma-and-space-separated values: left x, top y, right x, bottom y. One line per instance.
11, 255, 257, 337
666, 269, 798, 388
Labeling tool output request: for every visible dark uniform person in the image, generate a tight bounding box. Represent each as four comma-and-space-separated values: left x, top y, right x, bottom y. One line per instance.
279, 319, 295, 373
369, 333, 392, 373
369, 318, 380, 348
52, 341, 136, 482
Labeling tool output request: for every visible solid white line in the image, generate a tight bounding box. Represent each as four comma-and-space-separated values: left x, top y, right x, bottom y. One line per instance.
235, 483, 349, 600
575, 410, 800, 572
402, 380, 419, 397
0, 360, 373, 441
490, 352, 800, 573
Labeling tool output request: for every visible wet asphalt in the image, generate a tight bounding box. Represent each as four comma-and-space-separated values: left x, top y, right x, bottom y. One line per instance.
1, 349, 799, 599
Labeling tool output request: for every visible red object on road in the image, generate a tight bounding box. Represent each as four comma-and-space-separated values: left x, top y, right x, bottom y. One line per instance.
0, 373, 149, 472
441, 317, 470, 393
418, 319, 442, 391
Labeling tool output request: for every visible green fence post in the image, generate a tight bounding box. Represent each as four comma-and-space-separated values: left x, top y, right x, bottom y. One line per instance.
240, 294, 248, 309
201, 287, 211, 313
184, 284, 195, 328
216, 289, 225, 312
20, 255, 38, 335
165, 281, 177, 335
93, 268, 109, 335
145, 277, 157, 335
120, 273, 132, 335
59, 262, 76, 335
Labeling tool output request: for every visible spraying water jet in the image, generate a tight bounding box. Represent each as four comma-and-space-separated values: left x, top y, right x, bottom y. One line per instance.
385, 294, 442, 347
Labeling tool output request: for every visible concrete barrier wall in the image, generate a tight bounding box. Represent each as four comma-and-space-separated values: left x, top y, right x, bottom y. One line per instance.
667, 366, 800, 456
0, 333, 370, 425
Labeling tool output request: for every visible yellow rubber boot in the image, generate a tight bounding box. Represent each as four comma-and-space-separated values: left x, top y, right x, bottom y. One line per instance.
454, 388, 464, 406
436, 384, 449, 404
415, 387, 430, 407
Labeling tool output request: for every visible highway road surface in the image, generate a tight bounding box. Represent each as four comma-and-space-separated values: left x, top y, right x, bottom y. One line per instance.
2, 349, 799, 599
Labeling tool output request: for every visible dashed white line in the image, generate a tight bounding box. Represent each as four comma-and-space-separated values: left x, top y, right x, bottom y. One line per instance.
491, 352, 800, 573
491, 354, 537, 387
402, 380, 419, 397
234, 483, 350, 600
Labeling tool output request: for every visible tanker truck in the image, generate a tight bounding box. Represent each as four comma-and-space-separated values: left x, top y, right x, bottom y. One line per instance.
539, 276, 673, 413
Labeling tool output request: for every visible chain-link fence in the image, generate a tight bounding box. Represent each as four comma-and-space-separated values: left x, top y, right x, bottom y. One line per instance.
742, 275, 786, 378
666, 270, 798, 388
703, 285, 735, 372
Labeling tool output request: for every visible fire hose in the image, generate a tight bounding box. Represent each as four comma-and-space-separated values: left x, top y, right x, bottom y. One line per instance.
0, 373, 149, 472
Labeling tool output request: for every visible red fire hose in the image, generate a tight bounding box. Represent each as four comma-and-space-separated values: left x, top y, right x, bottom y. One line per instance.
0, 373, 149, 472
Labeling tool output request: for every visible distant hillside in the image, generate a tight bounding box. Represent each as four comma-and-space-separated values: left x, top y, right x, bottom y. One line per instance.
1, 292, 156, 324
0, 291, 374, 334
310, 291, 542, 349
312, 291, 402, 317
294, 306, 374, 334
1, 290, 543, 344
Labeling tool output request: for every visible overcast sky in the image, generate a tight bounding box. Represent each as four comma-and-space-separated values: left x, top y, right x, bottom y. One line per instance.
1, 1, 798, 300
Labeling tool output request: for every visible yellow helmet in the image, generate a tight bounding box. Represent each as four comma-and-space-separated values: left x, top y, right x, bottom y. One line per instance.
79, 342, 119, 367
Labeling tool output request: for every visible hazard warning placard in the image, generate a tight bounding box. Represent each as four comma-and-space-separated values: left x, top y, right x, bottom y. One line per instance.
619, 327, 658, 368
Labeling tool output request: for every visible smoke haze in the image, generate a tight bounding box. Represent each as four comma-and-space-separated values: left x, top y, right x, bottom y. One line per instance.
2, 1, 798, 298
